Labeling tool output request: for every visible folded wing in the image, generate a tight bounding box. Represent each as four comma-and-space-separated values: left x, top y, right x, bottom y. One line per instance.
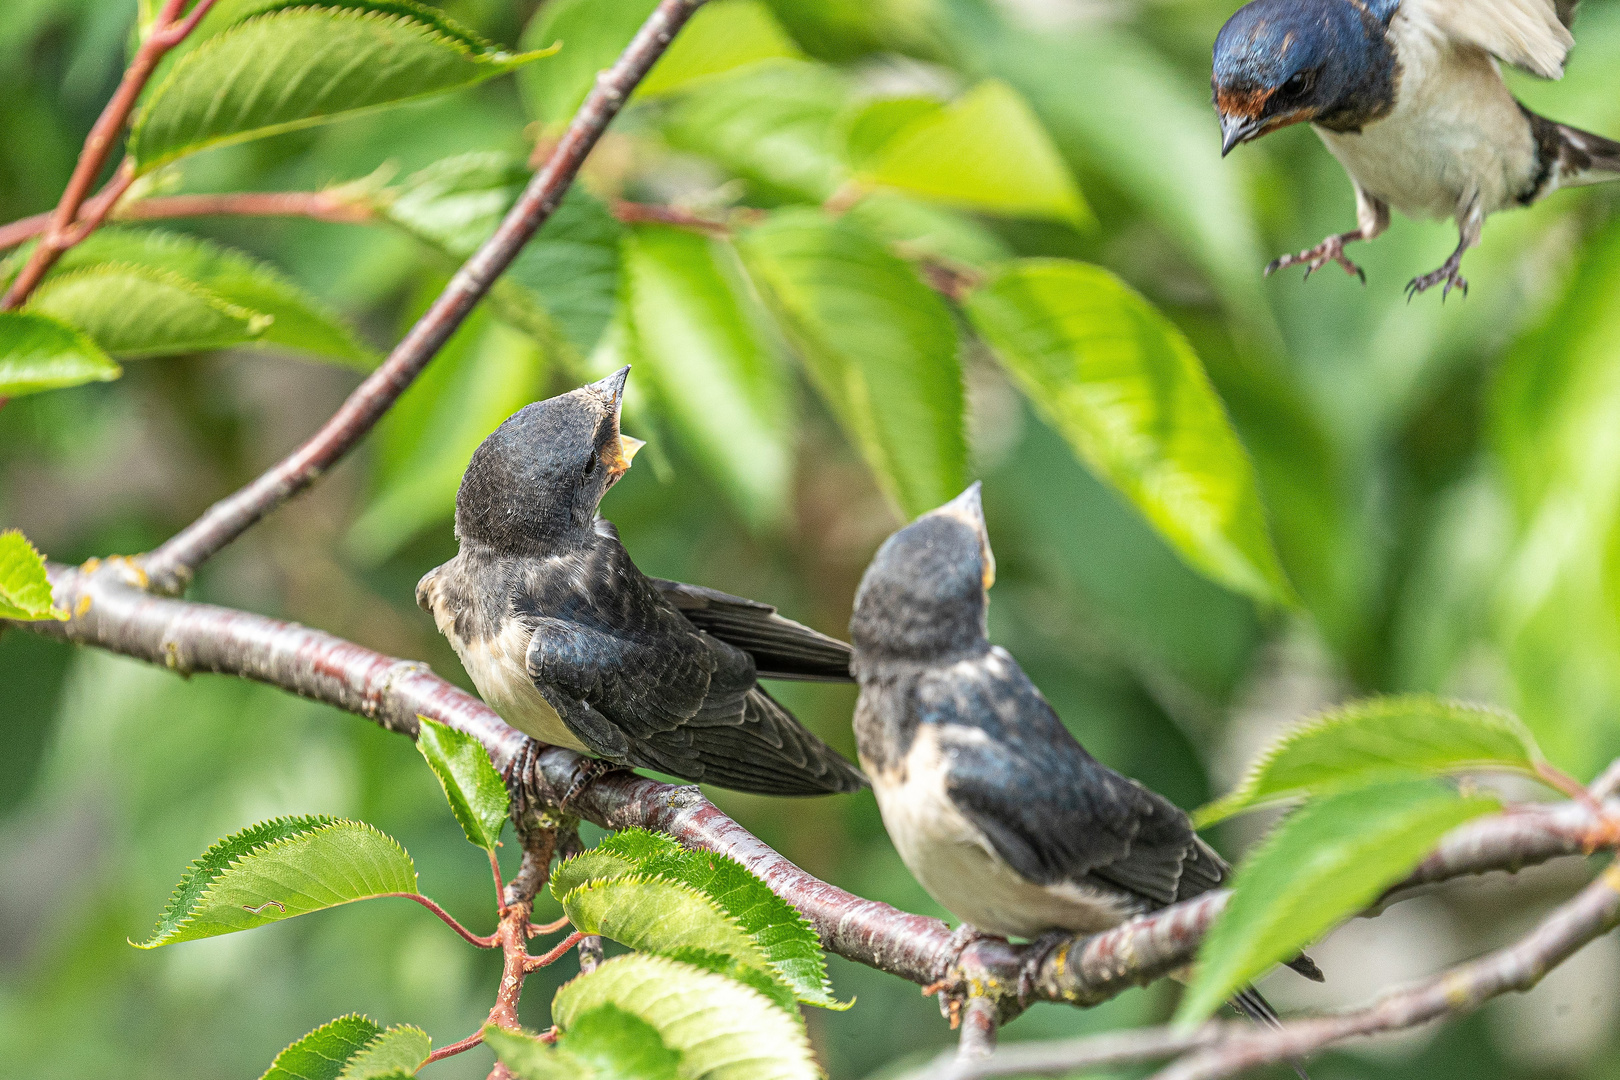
650, 577, 853, 682
1405, 0, 1577, 78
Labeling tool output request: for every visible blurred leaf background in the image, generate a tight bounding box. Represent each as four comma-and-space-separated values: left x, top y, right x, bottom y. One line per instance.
3, 1, 1620, 1077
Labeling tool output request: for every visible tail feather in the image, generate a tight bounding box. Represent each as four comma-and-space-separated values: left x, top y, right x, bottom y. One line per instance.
1556, 121, 1620, 187
1230, 986, 1310, 1080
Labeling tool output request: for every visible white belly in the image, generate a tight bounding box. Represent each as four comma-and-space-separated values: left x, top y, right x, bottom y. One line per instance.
1316, 16, 1537, 221
440, 612, 593, 755
866, 725, 1132, 939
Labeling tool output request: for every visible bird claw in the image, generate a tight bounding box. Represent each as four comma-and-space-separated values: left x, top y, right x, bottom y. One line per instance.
1016, 930, 1073, 1009
558, 758, 618, 812
1265, 235, 1366, 284
1405, 258, 1469, 302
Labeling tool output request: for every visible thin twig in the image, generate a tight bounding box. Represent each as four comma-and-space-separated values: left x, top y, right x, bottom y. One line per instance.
382, 893, 496, 948
425, 1030, 486, 1063
18, 562, 1620, 1019
136, 0, 711, 595
0, 190, 378, 250
530, 914, 573, 935
958, 996, 999, 1059
1592, 758, 1620, 802
1, 0, 219, 309
611, 199, 734, 233
525, 931, 586, 972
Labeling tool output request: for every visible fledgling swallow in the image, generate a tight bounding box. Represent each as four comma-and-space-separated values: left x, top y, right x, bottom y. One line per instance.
1214, 0, 1619, 298
849, 484, 1322, 1024
417, 367, 866, 797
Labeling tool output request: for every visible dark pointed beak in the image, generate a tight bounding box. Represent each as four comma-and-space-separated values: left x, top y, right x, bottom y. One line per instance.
930, 481, 996, 590
587, 365, 631, 405
1220, 113, 1263, 156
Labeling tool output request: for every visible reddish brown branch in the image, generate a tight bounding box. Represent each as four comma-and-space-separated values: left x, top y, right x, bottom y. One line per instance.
0, 190, 378, 250
22, 561, 1620, 1021
612, 200, 737, 233
382, 893, 496, 948
525, 931, 586, 972
136, 0, 712, 595
1, 0, 219, 309
425, 1030, 485, 1064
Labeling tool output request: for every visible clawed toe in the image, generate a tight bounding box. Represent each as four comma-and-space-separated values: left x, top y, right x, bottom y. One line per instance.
558, 758, 617, 812
1265, 237, 1365, 284
1016, 930, 1073, 1008
1406, 263, 1468, 302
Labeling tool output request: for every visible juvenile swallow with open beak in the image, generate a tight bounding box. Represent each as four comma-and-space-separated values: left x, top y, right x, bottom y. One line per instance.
1214, 0, 1619, 297
417, 367, 866, 796
849, 484, 1321, 1024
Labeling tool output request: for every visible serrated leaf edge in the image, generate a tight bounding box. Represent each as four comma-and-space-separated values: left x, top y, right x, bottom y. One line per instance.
137, 816, 416, 947
1195, 694, 1541, 827
259, 1012, 382, 1080
0, 529, 69, 621
29, 261, 274, 347
130, 8, 558, 173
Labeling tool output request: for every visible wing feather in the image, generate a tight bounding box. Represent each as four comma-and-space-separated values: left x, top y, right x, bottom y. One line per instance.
1404, 0, 1576, 77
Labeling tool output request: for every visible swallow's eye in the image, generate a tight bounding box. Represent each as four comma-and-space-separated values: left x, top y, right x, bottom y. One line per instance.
1283, 71, 1311, 95
583, 452, 599, 476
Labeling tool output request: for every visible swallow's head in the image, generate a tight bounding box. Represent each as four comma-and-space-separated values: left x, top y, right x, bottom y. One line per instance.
851, 483, 995, 669
1213, 0, 1396, 155
456, 366, 645, 553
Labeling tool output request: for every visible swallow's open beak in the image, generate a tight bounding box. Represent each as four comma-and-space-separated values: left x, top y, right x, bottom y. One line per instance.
606, 433, 645, 482
933, 481, 997, 591
587, 365, 645, 484
1220, 112, 1265, 156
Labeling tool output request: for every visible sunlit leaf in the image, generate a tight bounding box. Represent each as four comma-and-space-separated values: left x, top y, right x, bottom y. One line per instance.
840, 191, 1011, 269
27, 264, 271, 358
130, 6, 553, 172
662, 61, 852, 203
485, 1007, 681, 1080
966, 258, 1292, 606
336, 1025, 430, 1079
739, 208, 966, 518
518, 0, 659, 125
637, 0, 801, 98
624, 224, 791, 531
840, 97, 939, 172
552, 954, 819, 1080
0, 529, 66, 621
1196, 695, 1543, 826
137, 815, 417, 947
856, 80, 1089, 226
1177, 779, 1499, 1027
47, 228, 373, 367
553, 829, 841, 1009
415, 716, 508, 851
0, 310, 120, 399
262, 1015, 381, 1080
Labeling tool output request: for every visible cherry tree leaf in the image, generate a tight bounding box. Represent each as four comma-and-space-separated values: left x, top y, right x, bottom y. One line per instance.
0, 311, 120, 399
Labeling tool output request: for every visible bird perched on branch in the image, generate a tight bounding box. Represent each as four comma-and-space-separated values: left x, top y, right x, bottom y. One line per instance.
1213, 0, 1619, 298
417, 367, 866, 798
849, 484, 1322, 1024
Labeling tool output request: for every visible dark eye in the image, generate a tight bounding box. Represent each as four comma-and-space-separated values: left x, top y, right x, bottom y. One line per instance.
583, 452, 598, 476
1283, 71, 1311, 95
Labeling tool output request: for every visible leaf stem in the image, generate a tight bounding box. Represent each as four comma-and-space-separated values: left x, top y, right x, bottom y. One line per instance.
0, 0, 218, 309
425, 1030, 485, 1063
530, 914, 573, 935
523, 930, 585, 973
383, 893, 497, 948
489, 847, 507, 916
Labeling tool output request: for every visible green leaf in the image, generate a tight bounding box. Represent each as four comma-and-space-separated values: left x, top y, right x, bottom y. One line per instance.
130, 6, 553, 173
624, 224, 792, 531
553, 829, 841, 1009
856, 80, 1090, 226
518, 0, 659, 125
381, 154, 623, 358
260, 1015, 382, 1080
840, 191, 1012, 269
137, 815, 417, 947
1196, 696, 1544, 826
1177, 779, 1500, 1027
840, 97, 940, 172
415, 716, 508, 851
966, 259, 1292, 606
0, 311, 120, 399
485, 1009, 681, 1080
560, 876, 794, 1010
637, 0, 802, 98
49, 228, 373, 367
662, 61, 852, 203
347, 313, 545, 563
337, 1025, 431, 1079
0, 529, 66, 621
27, 264, 271, 358
738, 208, 966, 518
553, 954, 819, 1080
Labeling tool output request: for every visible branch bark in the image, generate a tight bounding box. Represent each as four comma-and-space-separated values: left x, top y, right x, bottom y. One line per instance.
20, 560, 1619, 1020
135, 0, 711, 595
0, 0, 219, 309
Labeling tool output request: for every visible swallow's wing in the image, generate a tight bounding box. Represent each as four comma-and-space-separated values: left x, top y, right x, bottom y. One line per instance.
648, 578, 853, 682
923, 650, 1219, 909
1403, 0, 1576, 78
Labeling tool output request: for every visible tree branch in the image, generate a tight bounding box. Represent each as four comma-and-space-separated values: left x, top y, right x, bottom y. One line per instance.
135, 0, 711, 595
1, 0, 219, 309
0, 190, 379, 250
19, 560, 1618, 1019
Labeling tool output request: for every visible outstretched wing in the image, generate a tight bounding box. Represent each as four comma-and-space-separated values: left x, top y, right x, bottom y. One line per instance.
649, 578, 853, 682
923, 649, 1222, 908
1403, 0, 1577, 78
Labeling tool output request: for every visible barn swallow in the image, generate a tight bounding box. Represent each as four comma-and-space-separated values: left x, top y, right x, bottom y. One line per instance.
849, 484, 1321, 1024
1214, 0, 1619, 297
417, 367, 866, 797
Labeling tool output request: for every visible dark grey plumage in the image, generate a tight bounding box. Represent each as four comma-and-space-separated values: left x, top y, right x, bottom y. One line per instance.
850, 484, 1319, 1023
418, 367, 865, 797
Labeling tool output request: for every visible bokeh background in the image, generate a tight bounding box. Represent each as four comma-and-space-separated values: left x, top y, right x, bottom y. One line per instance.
4, 0, 1620, 1077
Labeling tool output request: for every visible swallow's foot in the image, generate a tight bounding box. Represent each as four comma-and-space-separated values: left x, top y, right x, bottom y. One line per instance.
558, 758, 618, 812
1405, 254, 1468, 301
947, 923, 992, 954
1016, 930, 1074, 1008
1265, 233, 1366, 283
